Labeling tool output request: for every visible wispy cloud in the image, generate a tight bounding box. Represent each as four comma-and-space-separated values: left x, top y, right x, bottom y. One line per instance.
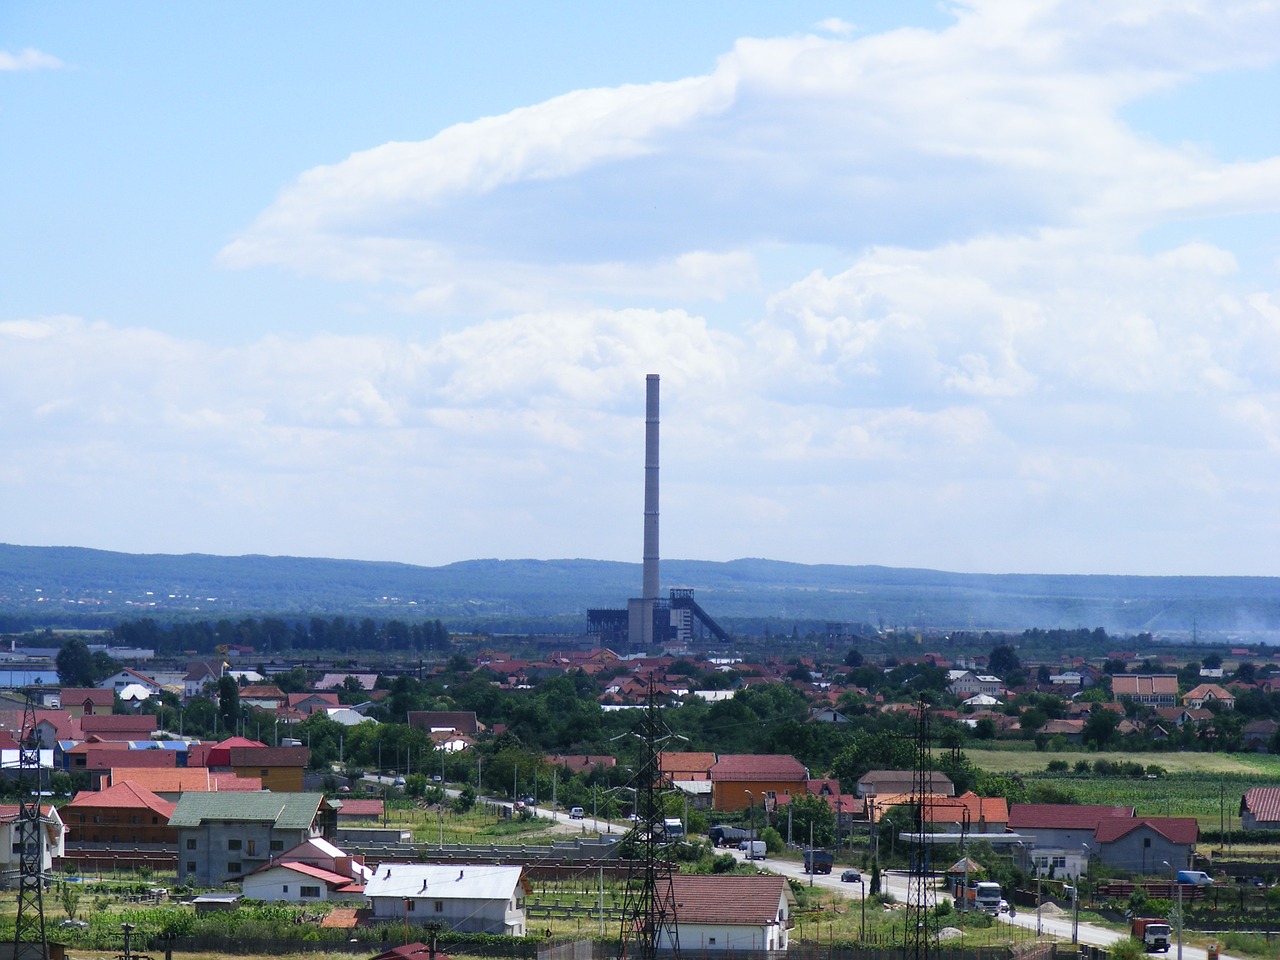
0, 48, 63, 72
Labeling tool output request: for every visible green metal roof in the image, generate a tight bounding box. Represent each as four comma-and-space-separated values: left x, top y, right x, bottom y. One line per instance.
169, 791, 324, 830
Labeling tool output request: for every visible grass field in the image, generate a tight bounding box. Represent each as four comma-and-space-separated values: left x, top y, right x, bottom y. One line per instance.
966, 748, 1280, 825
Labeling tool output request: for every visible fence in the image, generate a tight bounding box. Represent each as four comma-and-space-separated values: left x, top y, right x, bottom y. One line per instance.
167, 935, 538, 958
537, 944, 1064, 960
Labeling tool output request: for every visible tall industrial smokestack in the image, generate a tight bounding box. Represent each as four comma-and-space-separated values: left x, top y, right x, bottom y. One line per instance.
628, 374, 661, 648
643, 374, 660, 606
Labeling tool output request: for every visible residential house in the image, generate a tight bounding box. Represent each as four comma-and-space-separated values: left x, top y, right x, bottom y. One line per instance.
170, 791, 335, 886
856, 770, 955, 799
105, 767, 263, 802
656, 875, 795, 953
224, 745, 309, 793
98, 668, 164, 697
314, 673, 379, 691
64, 743, 177, 775
1111, 675, 1179, 707
1182, 684, 1235, 710
239, 685, 288, 711
1240, 787, 1280, 830
199, 736, 266, 767
240, 838, 370, 902
924, 792, 1010, 834
1039, 719, 1085, 744
60, 688, 115, 717
288, 692, 340, 717
81, 714, 157, 741
658, 752, 716, 782
0, 804, 65, 889
1092, 817, 1198, 876
709, 754, 808, 812
334, 799, 384, 823
183, 661, 223, 699
1008, 804, 1133, 878
64, 781, 176, 846
1243, 719, 1279, 752
364, 863, 528, 936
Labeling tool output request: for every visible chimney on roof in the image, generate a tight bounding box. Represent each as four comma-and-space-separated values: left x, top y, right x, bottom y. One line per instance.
421, 878, 428, 891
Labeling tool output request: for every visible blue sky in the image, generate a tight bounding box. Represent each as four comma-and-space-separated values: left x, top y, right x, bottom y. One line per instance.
3, 1, 1280, 578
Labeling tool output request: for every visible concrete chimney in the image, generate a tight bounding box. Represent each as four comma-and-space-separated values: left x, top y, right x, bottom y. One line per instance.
643, 374, 660, 605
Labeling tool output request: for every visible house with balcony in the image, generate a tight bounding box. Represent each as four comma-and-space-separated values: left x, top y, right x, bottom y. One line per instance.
0, 804, 65, 889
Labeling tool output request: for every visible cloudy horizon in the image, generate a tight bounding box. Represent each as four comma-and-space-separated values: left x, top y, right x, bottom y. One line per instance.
3, 2, 1279, 577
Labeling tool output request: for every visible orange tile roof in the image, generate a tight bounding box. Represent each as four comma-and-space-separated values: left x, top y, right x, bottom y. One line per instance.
67, 781, 175, 818
108, 767, 262, 793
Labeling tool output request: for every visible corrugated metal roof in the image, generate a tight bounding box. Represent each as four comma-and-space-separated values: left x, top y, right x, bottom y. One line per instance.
365, 864, 524, 903
169, 791, 323, 829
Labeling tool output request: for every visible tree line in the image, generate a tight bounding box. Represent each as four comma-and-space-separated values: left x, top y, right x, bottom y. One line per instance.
110, 615, 452, 655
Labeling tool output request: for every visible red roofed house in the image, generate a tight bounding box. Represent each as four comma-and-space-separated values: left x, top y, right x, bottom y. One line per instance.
60, 688, 115, 717
709, 754, 808, 812
106, 767, 263, 802
64, 781, 177, 846
658, 752, 716, 782
1009, 804, 1134, 878
924, 792, 1010, 834
1182, 684, 1235, 710
80, 714, 157, 741
241, 836, 371, 904
335, 799, 384, 823
406, 711, 482, 735
656, 875, 796, 952
549, 754, 619, 776
1091, 817, 1198, 877
239, 685, 288, 711
66, 743, 177, 774
200, 736, 267, 767
1240, 787, 1280, 830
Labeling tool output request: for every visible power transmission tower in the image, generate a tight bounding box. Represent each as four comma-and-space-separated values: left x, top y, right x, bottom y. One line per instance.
904, 696, 935, 960
13, 692, 49, 960
616, 675, 680, 960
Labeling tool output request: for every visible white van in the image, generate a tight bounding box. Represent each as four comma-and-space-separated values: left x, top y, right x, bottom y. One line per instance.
1177, 870, 1212, 886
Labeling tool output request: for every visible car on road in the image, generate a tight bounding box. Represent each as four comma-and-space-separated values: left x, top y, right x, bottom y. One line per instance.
569, 806, 585, 819
841, 869, 861, 883
393, 776, 406, 787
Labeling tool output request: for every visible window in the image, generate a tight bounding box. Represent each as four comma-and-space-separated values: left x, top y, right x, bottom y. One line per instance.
270, 840, 284, 851
247, 840, 256, 856
228, 839, 242, 850
406, 901, 416, 912
185, 861, 196, 874
186, 839, 197, 850
283, 885, 289, 894
709, 939, 717, 946
261, 769, 269, 777
434, 901, 443, 913
227, 862, 241, 874
300, 885, 320, 898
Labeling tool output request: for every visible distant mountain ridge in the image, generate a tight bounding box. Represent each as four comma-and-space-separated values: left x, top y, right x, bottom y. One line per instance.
0, 542, 1277, 637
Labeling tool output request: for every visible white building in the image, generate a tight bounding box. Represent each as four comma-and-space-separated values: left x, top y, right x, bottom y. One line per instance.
0, 804, 65, 889
657, 875, 794, 952
365, 864, 527, 936
241, 860, 366, 903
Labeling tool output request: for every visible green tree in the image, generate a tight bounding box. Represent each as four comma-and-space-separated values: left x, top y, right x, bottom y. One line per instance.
217, 675, 240, 733
55, 638, 97, 687
1082, 709, 1121, 750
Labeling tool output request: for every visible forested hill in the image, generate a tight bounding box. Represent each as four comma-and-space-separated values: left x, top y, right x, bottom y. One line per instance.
0, 542, 1277, 637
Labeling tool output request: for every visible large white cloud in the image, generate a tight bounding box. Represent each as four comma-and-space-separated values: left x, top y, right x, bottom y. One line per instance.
220, 0, 1280, 316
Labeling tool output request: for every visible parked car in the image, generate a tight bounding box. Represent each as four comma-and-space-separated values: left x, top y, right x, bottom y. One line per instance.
841, 869, 861, 883
569, 806, 585, 819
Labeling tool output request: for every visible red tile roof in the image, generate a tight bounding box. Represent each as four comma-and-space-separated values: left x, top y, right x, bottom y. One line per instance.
669, 875, 792, 925
710, 754, 807, 781
1242, 787, 1280, 823
1093, 817, 1198, 845
66, 781, 175, 819
1008, 804, 1134, 830
108, 768, 262, 793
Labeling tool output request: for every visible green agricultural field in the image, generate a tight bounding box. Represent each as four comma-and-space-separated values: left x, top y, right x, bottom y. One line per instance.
966, 748, 1280, 825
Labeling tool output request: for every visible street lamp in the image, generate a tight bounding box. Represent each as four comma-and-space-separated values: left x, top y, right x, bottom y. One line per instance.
1162, 860, 1183, 960
856, 876, 866, 940
1073, 843, 1089, 944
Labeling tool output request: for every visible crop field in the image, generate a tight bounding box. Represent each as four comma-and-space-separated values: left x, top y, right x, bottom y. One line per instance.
967, 749, 1280, 825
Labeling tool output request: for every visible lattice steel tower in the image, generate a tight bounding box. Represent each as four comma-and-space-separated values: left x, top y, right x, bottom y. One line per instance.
616, 675, 680, 960
904, 697, 936, 960
13, 692, 49, 960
